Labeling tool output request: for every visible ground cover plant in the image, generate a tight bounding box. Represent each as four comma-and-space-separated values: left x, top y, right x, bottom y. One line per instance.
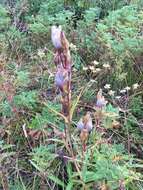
0, 0, 143, 189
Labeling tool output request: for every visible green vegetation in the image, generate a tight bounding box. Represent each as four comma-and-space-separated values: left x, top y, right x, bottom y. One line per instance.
0, 0, 143, 189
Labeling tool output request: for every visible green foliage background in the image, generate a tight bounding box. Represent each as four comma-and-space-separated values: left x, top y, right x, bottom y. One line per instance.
0, 0, 143, 189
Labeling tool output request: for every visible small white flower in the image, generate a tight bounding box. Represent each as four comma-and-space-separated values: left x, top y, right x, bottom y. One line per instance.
108, 90, 115, 96
132, 83, 139, 90
73, 68, 77, 72
92, 70, 97, 73
49, 72, 54, 77
104, 84, 111, 89
90, 79, 96, 83
70, 43, 77, 51
95, 68, 101, 72
103, 63, 110, 68
120, 89, 126, 93
124, 86, 131, 91
93, 60, 99, 66
83, 66, 88, 71
89, 66, 95, 70
37, 49, 45, 58
115, 96, 121, 99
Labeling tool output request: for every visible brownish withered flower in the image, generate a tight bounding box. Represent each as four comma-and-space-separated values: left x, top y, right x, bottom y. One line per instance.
119, 180, 125, 190
80, 128, 89, 144
111, 120, 121, 129
100, 182, 110, 190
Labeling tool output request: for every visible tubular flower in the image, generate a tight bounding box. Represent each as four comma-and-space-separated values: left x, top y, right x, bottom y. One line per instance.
55, 65, 68, 92
77, 112, 93, 132
51, 25, 62, 49
96, 89, 107, 108
51, 25, 71, 117
77, 112, 93, 151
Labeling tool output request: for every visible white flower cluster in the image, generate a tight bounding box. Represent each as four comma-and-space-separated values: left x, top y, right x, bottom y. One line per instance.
82, 61, 111, 74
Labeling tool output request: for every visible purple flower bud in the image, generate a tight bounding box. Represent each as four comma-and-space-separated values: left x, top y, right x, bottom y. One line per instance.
55, 66, 68, 90
51, 25, 62, 49
77, 112, 93, 132
96, 89, 107, 108
77, 119, 84, 131
85, 119, 93, 131
96, 98, 106, 108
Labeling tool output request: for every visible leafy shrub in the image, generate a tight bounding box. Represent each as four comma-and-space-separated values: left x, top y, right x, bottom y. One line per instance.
29, 102, 64, 130
0, 100, 12, 117
30, 142, 142, 189
0, 5, 10, 30
15, 70, 30, 88
129, 96, 143, 118
14, 91, 38, 109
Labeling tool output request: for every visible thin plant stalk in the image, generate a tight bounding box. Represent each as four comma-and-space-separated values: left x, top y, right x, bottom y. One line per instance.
51, 26, 83, 179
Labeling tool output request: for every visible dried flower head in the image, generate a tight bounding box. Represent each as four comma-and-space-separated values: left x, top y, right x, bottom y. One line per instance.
80, 129, 89, 143
100, 182, 110, 190
112, 120, 120, 129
